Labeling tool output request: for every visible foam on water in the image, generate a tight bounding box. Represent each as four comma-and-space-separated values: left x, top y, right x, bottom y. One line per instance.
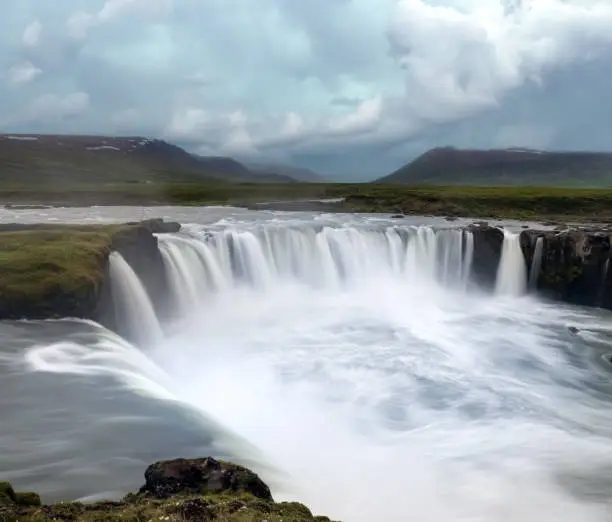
24, 221, 612, 521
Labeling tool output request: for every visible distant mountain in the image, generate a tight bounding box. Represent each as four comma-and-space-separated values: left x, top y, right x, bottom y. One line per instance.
193, 156, 296, 183
377, 147, 612, 186
0, 134, 300, 185
245, 162, 327, 183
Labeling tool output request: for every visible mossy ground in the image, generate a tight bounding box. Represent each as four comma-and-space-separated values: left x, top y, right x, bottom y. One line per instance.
0, 492, 336, 522
0, 228, 113, 304
3, 182, 612, 222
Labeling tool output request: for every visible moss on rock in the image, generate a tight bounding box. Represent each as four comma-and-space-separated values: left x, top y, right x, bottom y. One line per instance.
0, 220, 177, 321
0, 458, 338, 521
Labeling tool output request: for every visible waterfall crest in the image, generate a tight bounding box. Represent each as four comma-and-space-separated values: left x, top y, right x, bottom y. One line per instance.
108, 252, 163, 345
496, 230, 528, 296
156, 226, 476, 303
529, 236, 544, 291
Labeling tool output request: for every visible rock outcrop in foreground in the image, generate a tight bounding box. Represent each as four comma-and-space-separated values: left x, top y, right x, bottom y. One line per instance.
0, 457, 337, 522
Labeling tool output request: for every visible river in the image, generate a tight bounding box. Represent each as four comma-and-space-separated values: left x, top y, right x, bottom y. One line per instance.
1, 205, 612, 521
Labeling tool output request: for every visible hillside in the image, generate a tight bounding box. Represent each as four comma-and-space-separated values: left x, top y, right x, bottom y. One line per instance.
194, 156, 296, 183
378, 147, 612, 187
245, 161, 327, 182
0, 134, 300, 184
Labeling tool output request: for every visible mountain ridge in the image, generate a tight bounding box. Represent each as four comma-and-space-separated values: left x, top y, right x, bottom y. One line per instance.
0, 133, 319, 184
377, 146, 612, 186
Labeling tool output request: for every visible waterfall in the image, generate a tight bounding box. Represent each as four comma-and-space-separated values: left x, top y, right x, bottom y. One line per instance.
108, 252, 163, 345
156, 226, 476, 301
529, 236, 544, 291
598, 257, 610, 306
496, 230, 528, 296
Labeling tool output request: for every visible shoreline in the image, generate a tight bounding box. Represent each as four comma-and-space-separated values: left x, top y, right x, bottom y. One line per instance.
2, 182, 612, 223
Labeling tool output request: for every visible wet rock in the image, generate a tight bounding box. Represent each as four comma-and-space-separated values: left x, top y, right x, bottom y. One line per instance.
127, 218, 181, 234
139, 457, 273, 501
568, 326, 579, 335
445, 216, 459, 221
520, 229, 612, 309
468, 225, 504, 289
391, 214, 404, 219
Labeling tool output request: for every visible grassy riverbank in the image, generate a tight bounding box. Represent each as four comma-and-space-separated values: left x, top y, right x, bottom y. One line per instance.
2, 182, 612, 222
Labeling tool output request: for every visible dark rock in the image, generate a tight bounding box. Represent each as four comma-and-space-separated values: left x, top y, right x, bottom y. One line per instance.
568, 326, 579, 335
468, 225, 504, 289
391, 214, 404, 219
95, 221, 172, 333
176, 498, 215, 521
445, 216, 459, 221
127, 218, 181, 234
0, 483, 41, 507
520, 229, 612, 308
138, 457, 273, 501
0, 483, 16, 505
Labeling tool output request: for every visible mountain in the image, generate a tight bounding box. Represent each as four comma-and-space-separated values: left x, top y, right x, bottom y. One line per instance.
193, 156, 296, 183
245, 162, 327, 183
377, 147, 612, 186
0, 134, 296, 184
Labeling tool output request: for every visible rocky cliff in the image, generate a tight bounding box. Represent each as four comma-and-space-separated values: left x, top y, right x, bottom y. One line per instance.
0, 219, 178, 334
520, 227, 612, 308
468, 223, 612, 309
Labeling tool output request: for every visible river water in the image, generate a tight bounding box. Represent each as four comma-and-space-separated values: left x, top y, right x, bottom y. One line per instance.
2, 206, 612, 521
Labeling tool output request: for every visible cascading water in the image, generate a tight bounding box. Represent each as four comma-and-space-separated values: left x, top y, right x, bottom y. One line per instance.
108, 252, 162, 346
529, 236, 544, 291
20, 218, 612, 522
157, 225, 475, 299
496, 230, 528, 296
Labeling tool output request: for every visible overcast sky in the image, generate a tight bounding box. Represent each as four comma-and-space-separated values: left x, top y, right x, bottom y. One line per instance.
1, 0, 612, 180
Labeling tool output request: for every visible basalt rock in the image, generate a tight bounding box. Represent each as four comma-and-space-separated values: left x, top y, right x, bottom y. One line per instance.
139, 457, 273, 501
467, 224, 504, 289
520, 229, 612, 308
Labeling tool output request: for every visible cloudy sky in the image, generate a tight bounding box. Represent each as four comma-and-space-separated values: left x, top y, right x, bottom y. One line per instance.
1, 0, 612, 180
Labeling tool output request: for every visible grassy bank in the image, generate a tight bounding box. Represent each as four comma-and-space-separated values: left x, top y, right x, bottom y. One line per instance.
0, 225, 117, 318
2, 182, 612, 222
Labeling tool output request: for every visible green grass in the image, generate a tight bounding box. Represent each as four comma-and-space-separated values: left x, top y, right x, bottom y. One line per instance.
0, 491, 336, 522
2, 181, 612, 221
0, 224, 133, 319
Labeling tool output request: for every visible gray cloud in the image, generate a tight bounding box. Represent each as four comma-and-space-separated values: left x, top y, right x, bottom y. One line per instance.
1, 0, 611, 179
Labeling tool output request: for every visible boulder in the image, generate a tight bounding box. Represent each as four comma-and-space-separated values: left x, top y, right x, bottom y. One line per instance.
138, 457, 273, 501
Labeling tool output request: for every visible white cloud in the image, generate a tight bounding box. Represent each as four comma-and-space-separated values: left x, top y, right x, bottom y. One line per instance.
6, 62, 42, 85
22, 20, 42, 47
1, 0, 612, 178
27, 92, 89, 121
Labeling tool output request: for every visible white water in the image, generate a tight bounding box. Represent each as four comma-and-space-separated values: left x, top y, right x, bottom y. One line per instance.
496, 230, 528, 297
529, 236, 544, 291
157, 225, 475, 296
25, 222, 612, 521
108, 252, 162, 346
